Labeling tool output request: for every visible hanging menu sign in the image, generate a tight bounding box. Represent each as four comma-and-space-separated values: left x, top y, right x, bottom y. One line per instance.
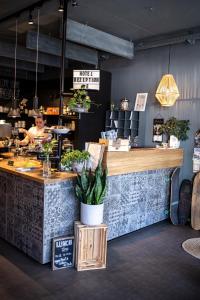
52, 236, 74, 270
73, 70, 100, 90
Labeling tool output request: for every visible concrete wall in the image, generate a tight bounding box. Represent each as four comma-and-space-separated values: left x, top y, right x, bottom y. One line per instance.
103, 41, 200, 181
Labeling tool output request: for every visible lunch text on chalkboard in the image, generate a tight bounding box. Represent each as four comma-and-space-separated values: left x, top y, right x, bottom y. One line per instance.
52, 236, 74, 270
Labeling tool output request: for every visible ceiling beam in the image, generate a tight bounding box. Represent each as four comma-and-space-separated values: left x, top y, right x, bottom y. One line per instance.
26, 31, 98, 66
0, 66, 35, 80
0, 57, 44, 72
66, 19, 134, 60
0, 41, 61, 67
135, 31, 200, 51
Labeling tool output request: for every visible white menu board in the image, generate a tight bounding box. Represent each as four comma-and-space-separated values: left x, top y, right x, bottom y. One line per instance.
73, 70, 100, 90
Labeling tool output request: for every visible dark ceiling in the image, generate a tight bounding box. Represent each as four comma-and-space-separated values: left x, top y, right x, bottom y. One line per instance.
1, 0, 200, 41
1, 0, 200, 77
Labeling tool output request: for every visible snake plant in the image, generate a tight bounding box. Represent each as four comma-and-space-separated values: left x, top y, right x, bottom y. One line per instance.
75, 162, 107, 205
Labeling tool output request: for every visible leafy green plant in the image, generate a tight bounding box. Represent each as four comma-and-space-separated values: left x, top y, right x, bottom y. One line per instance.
61, 149, 90, 169
41, 139, 57, 158
75, 163, 107, 205
68, 85, 91, 111
159, 117, 190, 141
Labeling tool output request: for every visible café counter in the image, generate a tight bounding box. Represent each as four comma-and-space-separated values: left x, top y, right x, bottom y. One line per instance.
0, 148, 183, 263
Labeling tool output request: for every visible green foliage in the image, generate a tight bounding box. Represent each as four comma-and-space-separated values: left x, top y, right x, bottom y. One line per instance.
68, 85, 91, 110
42, 139, 57, 158
75, 163, 107, 205
61, 149, 90, 169
159, 117, 190, 141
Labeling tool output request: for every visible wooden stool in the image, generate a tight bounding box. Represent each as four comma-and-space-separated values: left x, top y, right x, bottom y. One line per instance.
74, 221, 107, 271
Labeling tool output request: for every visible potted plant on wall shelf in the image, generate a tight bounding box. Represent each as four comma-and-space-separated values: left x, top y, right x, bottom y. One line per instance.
75, 162, 107, 226
61, 149, 90, 173
159, 117, 190, 148
68, 85, 91, 113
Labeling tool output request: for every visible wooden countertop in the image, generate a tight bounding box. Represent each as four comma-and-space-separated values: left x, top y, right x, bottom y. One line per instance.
0, 148, 183, 183
0, 158, 76, 184
104, 147, 184, 176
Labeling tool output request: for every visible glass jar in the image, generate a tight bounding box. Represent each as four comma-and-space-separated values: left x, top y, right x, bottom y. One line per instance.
43, 156, 51, 177
120, 97, 129, 111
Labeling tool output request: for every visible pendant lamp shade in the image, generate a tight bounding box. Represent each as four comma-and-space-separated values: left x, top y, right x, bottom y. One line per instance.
155, 74, 180, 107
29, 8, 40, 118
8, 18, 21, 118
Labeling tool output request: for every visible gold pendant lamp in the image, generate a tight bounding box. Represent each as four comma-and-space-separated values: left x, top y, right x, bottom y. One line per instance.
155, 46, 180, 106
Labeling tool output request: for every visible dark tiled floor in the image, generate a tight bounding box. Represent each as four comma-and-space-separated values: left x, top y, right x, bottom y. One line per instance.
0, 220, 200, 300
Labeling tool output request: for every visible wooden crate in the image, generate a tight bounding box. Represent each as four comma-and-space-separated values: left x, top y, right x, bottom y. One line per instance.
74, 222, 107, 271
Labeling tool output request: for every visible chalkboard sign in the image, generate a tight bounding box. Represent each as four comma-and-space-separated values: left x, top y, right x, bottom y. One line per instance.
52, 236, 74, 270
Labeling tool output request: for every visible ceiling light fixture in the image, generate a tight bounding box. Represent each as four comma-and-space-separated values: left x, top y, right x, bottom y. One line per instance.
155, 46, 180, 106
28, 9, 34, 25
29, 8, 40, 117
71, 0, 78, 7
8, 18, 21, 118
58, 0, 64, 12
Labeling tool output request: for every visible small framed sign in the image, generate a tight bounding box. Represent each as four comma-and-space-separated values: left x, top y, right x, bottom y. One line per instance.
152, 118, 164, 142
134, 93, 148, 111
52, 236, 74, 270
73, 70, 100, 90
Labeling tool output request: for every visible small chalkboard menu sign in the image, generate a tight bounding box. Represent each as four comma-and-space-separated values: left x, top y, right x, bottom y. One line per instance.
52, 236, 74, 270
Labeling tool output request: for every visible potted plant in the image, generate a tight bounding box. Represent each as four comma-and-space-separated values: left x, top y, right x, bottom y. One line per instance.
61, 149, 90, 172
159, 117, 190, 148
75, 162, 107, 225
68, 85, 91, 112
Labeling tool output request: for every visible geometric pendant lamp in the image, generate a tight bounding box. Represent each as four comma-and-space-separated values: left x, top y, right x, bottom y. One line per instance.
155, 74, 180, 106
155, 45, 180, 107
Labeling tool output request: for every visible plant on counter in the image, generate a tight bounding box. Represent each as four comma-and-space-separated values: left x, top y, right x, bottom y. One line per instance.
61, 149, 90, 172
68, 85, 91, 112
159, 117, 190, 141
75, 162, 108, 225
41, 139, 57, 159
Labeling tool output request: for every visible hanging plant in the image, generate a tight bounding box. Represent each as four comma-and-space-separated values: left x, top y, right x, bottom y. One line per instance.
68, 85, 91, 112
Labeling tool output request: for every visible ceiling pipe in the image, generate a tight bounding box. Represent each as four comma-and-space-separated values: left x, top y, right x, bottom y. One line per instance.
59, 0, 70, 124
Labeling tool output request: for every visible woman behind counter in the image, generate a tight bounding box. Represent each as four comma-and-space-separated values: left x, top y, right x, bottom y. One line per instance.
19, 114, 50, 146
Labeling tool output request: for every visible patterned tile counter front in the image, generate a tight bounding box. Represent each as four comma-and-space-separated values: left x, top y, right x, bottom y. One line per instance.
0, 166, 172, 263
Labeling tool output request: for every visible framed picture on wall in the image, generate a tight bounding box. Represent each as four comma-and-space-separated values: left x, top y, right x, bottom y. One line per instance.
152, 118, 164, 142
134, 93, 148, 111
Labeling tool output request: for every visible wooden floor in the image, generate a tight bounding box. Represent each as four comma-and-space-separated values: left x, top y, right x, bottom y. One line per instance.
0, 220, 200, 300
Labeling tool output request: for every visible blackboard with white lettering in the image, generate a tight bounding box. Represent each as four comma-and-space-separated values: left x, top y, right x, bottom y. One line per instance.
52, 236, 74, 270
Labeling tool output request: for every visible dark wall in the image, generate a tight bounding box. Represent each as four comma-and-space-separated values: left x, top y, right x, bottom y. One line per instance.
103, 41, 200, 181
38, 69, 111, 149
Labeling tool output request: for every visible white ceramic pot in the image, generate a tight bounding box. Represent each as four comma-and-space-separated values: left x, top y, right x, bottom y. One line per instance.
80, 202, 104, 226
72, 161, 85, 173
169, 135, 180, 148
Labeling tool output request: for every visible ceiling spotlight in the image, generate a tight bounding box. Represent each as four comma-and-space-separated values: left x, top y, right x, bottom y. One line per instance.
58, 0, 64, 12
28, 9, 34, 25
72, 0, 79, 7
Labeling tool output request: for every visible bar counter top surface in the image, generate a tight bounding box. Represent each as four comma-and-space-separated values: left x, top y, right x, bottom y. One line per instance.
0, 158, 76, 183
0, 147, 184, 183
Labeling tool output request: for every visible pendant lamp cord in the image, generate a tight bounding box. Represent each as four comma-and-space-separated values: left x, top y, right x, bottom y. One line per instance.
14, 18, 18, 100
168, 45, 171, 74
35, 8, 40, 98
